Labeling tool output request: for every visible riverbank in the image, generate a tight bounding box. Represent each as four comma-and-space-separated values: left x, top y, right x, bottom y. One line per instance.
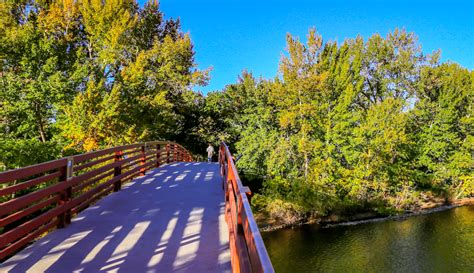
257, 197, 474, 232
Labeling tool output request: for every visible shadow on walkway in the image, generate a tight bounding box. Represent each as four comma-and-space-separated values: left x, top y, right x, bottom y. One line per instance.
0, 163, 231, 273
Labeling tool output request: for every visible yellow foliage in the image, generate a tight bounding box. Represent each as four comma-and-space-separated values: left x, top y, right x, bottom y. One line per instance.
83, 137, 99, 152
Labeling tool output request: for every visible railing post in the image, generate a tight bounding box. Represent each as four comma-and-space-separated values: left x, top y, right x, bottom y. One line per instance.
58, 157, 73, 228
173, 144, 177, 162
243, 187, 252, 203
177, 147, 181, 162
171, 144, 175, 162
175, 146, 178, 162
220, 145, 227, 190
166, 144, 170, 163
113, 150, 123, 192
140, 143, 146, 176
156, 144, 161, 168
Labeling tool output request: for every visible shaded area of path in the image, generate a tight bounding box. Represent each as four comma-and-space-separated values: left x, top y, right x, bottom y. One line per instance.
1, 162, 231, 273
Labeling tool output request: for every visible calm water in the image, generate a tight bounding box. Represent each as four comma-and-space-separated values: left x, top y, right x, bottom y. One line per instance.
262, 205, 474, 273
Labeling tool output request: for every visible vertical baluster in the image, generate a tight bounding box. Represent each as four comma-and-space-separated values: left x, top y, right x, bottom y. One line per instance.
140, 144, 146, 176
156, 144, 161, 168
175, 146, 179, 162
113, 150, 123, 192
173, 144, 176, 162
58, 157, 73, 228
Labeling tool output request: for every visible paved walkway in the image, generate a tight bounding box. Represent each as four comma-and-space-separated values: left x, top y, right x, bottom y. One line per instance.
1, 163, 231, 273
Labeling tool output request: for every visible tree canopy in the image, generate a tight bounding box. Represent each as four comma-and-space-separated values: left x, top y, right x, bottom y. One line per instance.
206, 29, 473, 221
1, 0, 209, 166
1, 2, 472, 220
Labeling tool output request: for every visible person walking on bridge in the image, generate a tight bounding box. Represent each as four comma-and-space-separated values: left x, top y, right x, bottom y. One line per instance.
206, 144, 215, 162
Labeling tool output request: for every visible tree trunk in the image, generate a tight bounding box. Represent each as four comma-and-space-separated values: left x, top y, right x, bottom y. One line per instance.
34, 102, 47, 143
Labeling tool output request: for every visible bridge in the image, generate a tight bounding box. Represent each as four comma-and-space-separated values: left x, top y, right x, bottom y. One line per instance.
0, 141, 274, 272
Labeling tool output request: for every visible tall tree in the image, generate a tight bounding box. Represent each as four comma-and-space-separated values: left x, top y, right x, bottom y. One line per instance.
57, 0, 209, 151
413, 62, 473, 199
0, 1, 79, 142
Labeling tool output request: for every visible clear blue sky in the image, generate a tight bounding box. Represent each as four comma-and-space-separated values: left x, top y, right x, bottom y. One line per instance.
140, 0, 474, 94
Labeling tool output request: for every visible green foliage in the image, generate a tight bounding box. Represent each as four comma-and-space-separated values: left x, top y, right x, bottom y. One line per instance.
213, 29, 472, 223
0, 1, 77, 143
0, 138, 61, 171
0, 2, 471, 223
412, 62, 473, 200
1, 1, 209, 170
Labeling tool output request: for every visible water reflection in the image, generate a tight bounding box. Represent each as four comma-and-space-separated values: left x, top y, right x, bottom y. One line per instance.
262, 206, 474, 273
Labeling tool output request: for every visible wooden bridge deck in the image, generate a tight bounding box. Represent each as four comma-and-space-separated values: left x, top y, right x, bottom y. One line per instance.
0, 162, 231, 273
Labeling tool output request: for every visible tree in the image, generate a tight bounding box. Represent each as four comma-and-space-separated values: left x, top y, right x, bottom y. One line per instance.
219, 28, 470, 223
51, 0, 208, 151
0, 1, 209, 165
413, 62, 473, 199
271, 29, 328, 178
0, 1, 78, 143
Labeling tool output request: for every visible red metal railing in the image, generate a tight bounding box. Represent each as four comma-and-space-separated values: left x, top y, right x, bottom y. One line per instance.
0, 141, 192, 260
219, 142, 274, 273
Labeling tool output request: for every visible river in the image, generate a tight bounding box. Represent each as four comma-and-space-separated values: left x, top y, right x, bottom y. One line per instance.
261, 205, 474, 273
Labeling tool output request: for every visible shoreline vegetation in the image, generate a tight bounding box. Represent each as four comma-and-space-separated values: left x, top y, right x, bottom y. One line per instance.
256, 197, 474, 232
1, 1, 472, 239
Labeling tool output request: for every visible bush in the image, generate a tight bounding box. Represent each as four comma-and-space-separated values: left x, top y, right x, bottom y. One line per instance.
0, 139, 62, 171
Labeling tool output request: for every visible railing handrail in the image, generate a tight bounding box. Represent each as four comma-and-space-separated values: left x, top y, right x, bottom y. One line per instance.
219, 142, 274, 273
0, 140, 192, 260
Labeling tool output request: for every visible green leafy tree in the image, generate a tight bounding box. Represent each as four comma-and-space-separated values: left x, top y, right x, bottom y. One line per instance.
0, 1, 209, 167
413, 62, 473, 199
1, 1, 78, 143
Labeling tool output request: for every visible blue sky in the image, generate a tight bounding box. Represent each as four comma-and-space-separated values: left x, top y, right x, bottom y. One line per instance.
140, 0, 474, 94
